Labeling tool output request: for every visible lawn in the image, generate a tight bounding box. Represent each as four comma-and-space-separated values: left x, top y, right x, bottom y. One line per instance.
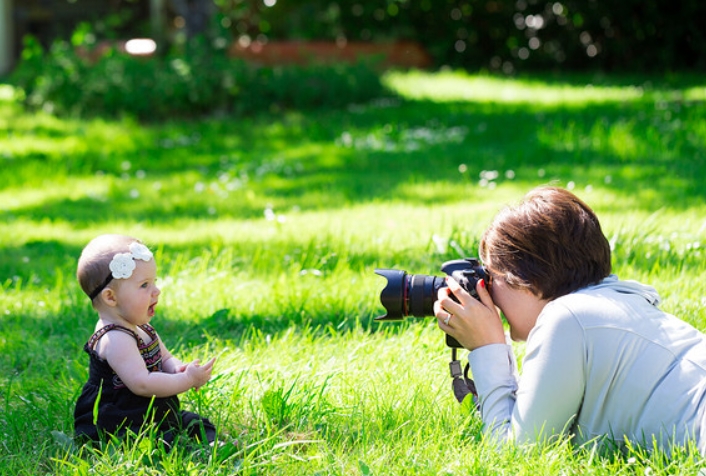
1, 70, 706, 474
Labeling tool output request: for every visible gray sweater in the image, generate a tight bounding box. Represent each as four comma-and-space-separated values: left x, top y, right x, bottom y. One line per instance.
469, 275, 706, 453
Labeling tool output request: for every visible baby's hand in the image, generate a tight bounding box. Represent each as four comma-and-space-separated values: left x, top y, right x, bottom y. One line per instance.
184, 357, 216, 390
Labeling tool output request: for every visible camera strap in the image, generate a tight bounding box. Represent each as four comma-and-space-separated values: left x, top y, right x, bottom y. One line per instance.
450, 348, 479, 409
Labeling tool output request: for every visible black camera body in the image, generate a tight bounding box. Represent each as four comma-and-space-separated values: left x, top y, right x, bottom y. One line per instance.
374, 258, 488, 348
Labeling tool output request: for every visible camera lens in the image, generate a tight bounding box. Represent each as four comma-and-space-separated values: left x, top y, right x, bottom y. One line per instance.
374, 269, 406, 319
407, 274, 445, 317
374, 269, 445, 320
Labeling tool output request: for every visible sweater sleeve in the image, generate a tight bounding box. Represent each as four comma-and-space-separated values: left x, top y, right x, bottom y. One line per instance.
468, 343, 519, 441
469, 307, 586, 445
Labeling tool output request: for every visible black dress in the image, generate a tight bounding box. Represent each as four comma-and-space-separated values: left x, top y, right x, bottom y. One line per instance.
73, 323, 216, 445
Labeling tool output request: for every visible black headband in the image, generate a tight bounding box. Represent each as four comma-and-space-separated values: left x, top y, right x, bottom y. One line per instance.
88, 274, 114, 300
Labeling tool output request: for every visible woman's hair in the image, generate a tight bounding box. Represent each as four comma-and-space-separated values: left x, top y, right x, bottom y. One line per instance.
77, 234, 142, 300
479, 186, 611, 300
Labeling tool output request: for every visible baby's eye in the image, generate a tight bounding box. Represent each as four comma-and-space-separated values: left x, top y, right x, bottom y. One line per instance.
141, 282, 149, 288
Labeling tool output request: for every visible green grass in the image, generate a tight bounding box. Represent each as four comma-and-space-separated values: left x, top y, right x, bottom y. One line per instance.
1, 70, 706, 474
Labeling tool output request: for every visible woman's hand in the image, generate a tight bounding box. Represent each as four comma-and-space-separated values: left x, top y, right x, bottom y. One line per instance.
434, 277, 506, 351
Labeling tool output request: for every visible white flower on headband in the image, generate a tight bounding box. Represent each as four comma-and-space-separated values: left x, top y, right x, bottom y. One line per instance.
108, 242, 153, 280
129, 242, 153, 261
110, 253, 136, 279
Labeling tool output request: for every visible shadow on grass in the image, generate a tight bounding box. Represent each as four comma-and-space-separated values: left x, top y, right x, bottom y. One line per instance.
0, 240, 84, 285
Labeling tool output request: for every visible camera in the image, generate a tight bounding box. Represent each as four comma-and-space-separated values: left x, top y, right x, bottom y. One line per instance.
374, 258, 488, 348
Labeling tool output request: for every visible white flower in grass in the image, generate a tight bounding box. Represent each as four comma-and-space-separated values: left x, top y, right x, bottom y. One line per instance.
110, 253, 137, 279
129, 242, 153, 261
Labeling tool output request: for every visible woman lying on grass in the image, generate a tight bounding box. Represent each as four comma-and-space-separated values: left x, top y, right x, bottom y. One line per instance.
435, 186, 706, 454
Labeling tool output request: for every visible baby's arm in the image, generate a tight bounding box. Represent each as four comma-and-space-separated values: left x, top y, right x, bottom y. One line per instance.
102, 331, 215, 398
158, 338, 186, 374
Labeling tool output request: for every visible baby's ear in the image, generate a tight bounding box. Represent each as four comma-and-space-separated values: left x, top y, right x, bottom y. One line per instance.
100, 287, 118, 307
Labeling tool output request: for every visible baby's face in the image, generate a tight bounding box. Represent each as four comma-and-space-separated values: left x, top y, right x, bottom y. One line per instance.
112, 259, 161, 325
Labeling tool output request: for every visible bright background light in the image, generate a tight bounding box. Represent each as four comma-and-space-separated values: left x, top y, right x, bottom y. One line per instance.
125, 38, 157, 55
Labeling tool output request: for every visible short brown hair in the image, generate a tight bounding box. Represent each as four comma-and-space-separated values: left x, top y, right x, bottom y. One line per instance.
479, 186, 611, 300
77, 234, 143, 301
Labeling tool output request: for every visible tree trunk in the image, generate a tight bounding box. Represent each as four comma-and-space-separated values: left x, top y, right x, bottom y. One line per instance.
0, 0, 13, 76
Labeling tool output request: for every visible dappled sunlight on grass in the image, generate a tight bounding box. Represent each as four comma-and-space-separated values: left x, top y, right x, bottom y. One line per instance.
383, 70, 650, 105
2, 72, 705, 221
2, 72, 706, 473
0, 110, 145, 158
1, 68, 704, 285
0, 175, 116, 214
685, 86, 706, 101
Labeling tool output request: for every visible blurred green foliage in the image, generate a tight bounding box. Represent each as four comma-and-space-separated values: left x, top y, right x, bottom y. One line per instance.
10, 1, 705, 78
8, 34, 386, 120
214, 0, 706, 72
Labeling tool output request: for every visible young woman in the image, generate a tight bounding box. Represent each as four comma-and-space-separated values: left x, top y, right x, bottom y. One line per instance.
435, 186, 706, 454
